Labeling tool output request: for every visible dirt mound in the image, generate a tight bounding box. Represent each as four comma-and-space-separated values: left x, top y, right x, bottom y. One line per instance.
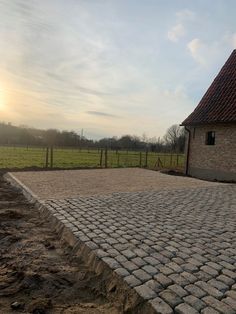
0, 176, 122, 314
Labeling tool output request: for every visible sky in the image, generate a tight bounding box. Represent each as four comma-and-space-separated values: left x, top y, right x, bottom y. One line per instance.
0, 0, 236, 139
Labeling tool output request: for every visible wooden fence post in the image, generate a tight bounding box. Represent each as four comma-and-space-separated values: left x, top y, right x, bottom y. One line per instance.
50, 146, 53, 169
154, 156, 163, 169
100, 149, 103, 167
177, 154, 179, 167
45, 147, 49, 168
117, 153, 120, 167
105, 148, 108, 168
145, 150, 148, 167
170, 154, 173, 167
139, 152, 142, 167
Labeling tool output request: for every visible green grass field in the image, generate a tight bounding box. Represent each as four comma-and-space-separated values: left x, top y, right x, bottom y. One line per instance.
0, 146, 185, 170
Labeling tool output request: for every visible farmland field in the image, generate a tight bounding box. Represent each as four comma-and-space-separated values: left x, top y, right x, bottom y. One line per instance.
0, 146, 185, 170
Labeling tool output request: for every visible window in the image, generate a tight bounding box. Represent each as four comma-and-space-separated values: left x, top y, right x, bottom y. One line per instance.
206, 131, 215, 145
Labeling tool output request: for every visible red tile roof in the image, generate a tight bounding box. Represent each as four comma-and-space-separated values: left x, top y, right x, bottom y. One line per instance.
182, 50, 236, 126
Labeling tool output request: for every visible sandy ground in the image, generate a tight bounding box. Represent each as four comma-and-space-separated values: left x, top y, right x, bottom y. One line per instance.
9, 168, 222, 200
0, 175, 122, 314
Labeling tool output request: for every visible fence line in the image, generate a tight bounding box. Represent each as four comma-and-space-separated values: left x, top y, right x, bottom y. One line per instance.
0, 145, 185, 170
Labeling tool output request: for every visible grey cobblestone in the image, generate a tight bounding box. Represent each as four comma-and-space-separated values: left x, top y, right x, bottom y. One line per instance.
175, 303, 199, 314
183, 295, 206, 311
146, 279, 163, 293
202, 296, 236, 314
201, 307, 220, 314
158, 265, 175, 275
167, 262, 183, 273
223, 297, 236, 310
124, 275, 142, 287
159, 289, 183, 307
195, 281, 223, 299
133, 269, 152, 282
144, 256, 160, 266
188, 257, 204, 267
115, 254, 128, 263
208, 278, 229, 293
154, 273, 173, 288
168, 284, 188, 298
217, 275, 235, 286
106, 248, 120, 257
134, 284, 157, 300
181, 271, 198, 284
149, 297, 174, 314
222, 269, 236, 280
201, 265, 219, 277
196, 271, 212, 281
220, 261, 236, 271
182, 263, 199, 272
206, 262, 223, 271
102, 257, 120, 269
133, 248, 148, 257
142, 265, 158, 276
121, 249, 137, 259
114, 267, 130, 277
10, 172, 236, 314
226, 290, 236, 299
169, 273, 190, 287
121, 260, 138, 272
131, 257, 147, 267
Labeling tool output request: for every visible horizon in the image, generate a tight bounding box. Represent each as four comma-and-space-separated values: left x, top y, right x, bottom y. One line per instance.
0, 1, 236, 139
0, 120, 171, 141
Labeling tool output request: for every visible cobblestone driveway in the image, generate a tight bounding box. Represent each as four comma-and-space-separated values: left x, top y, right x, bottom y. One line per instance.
6, 170, 236, 313
44, 184, 236, 314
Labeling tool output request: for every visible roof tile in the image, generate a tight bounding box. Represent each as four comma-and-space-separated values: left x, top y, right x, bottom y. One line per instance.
182, 50, 236, 125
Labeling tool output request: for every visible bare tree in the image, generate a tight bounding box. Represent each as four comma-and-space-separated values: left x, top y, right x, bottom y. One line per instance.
163, 124, 185, 152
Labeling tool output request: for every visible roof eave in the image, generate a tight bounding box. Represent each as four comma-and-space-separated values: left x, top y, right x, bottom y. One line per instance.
181, 120, 236, 127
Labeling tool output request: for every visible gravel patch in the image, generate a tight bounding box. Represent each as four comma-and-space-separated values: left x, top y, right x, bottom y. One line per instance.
9, 168, 223, 200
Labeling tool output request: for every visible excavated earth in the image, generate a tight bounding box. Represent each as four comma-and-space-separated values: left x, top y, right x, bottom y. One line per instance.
0, 174, 124, 314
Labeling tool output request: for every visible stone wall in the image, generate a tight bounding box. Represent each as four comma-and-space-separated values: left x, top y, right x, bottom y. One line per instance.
185, 124, 236, 181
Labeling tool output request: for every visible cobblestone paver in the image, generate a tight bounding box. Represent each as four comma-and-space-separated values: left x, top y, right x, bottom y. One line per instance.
42, 184, 236, 313
9, 168, 222, 199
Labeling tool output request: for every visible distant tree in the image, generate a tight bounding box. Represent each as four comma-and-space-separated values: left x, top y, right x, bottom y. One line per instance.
149, 137, 164, 152
44, 129, 59, 146
163, 124, 185, 153
0, 121, 186, 152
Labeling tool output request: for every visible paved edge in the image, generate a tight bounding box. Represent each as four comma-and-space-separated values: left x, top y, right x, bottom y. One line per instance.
4, 172, 42, 204
3, 172, 157, 314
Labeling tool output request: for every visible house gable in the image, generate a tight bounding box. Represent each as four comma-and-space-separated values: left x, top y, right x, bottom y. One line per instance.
182, 50, 236, 126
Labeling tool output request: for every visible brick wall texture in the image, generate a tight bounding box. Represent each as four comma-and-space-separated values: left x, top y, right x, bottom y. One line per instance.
186, 124, 236, 181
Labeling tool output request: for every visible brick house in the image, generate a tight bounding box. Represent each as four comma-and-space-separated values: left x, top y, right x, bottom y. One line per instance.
181, 50, 236, 181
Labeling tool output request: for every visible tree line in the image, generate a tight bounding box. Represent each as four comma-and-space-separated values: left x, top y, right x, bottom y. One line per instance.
0, 122, 185, 153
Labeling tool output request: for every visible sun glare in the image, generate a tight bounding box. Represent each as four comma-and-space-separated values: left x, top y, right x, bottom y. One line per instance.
0, 86, 6, 111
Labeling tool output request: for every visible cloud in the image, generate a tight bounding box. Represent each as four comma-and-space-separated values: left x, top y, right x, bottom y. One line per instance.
186, 37, 229, 67
176, 9, 195, 21
2, 1, 235, 140
167, 9, 195, 43
187, 38, 205, 65
86, 111, 120, 118
229, 33, 236, 48
167, 23, 185, 42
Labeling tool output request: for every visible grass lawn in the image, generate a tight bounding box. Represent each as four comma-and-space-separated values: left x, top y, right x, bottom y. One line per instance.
0, 146, 185, 170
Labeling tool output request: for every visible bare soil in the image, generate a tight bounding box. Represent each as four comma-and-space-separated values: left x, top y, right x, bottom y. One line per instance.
0, 176, 121, 314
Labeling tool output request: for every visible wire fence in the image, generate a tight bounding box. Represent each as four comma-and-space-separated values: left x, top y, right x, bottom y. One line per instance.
0, 145, 185, 171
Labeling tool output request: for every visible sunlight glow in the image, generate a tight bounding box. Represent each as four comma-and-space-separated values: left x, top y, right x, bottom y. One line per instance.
0, 86, 6, 111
